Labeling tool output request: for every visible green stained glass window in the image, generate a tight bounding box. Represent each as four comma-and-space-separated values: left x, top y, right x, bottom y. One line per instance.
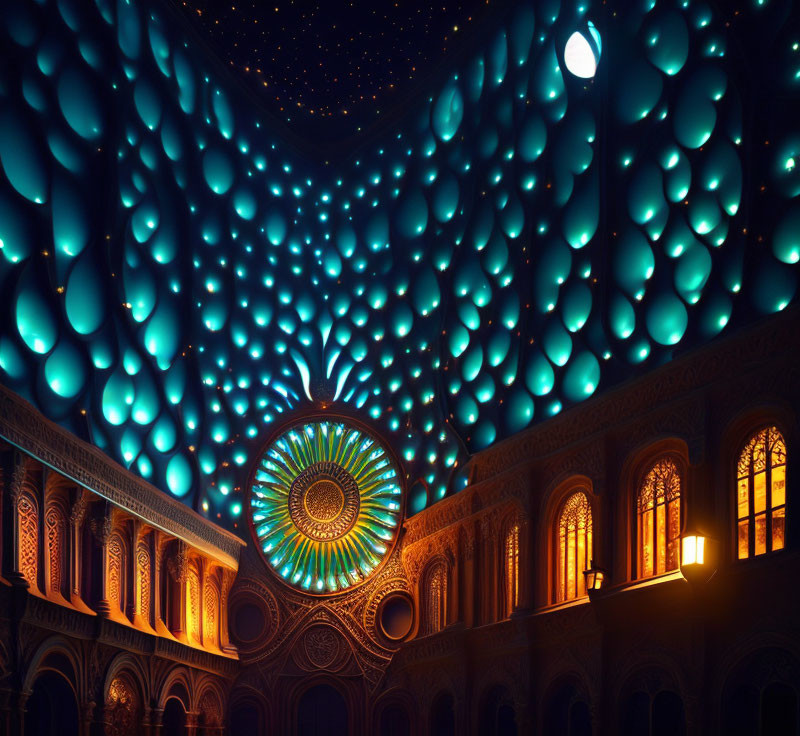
249, 419, 402, 594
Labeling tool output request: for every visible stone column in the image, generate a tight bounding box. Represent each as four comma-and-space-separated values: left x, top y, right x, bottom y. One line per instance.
13, 690, 29, 736
82, 700, 97, 736
3, 453, 30, 587
141, 706, 152, 736
480, 515, 498, 623
150, 707, 163, 736
517, 515, 533, 610
153, 532, 172, 638
68, 490, 93, 614
186, 711, 199, 736
461, 522, 477, 628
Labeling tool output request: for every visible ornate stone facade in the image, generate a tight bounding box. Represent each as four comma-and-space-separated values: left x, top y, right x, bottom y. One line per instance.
0, 310, 798, 735
0, 408, 243, 735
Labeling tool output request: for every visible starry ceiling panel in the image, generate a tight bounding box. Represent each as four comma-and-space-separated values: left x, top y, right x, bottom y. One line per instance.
0, 0, 797, 531
172, 0, 509, 143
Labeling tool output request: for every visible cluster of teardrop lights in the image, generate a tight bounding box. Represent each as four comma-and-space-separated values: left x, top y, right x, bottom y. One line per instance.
0, 0, 797, 526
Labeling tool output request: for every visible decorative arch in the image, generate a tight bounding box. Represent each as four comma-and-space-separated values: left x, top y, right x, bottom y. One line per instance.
477, 682, 518, 736
102, 653, 149, 705
22, 636, 83, 701
291, 677, 354, 736
105, 671, 144, 736
421, 556, 449, 635
372, 688, 418, 736
196, 679, 225, 732
541, 673, 593, 736
227, 685, 270, 736
156, 666, 194, 713
616, 665, 689, 736
720, 646, 800, 736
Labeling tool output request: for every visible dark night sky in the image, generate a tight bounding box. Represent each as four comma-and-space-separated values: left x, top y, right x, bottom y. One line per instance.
172, 0, 505, 142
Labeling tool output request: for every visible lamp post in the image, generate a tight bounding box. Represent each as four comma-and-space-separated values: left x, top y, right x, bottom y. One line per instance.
583, 561, 607, 598
680, 530, 717, 584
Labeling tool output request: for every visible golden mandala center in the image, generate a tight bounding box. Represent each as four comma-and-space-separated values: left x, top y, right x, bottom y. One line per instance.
303, 480, 345, 522
288, 461, 361, 542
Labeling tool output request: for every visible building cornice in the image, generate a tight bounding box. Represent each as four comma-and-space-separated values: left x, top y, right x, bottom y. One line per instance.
0, 385, 244, 569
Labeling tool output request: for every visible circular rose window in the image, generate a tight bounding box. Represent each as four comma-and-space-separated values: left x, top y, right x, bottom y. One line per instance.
249, 419, 403, 594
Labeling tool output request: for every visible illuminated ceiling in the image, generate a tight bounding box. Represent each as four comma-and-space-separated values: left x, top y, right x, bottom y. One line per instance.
0, 0, 797, 530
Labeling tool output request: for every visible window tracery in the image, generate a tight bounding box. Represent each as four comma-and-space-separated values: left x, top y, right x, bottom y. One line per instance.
637, 458, 681, 578
204, 577, 219, 647
187, 563, 202, 643
737, 426, 787, 558
137, 540, 151, 624
106, 675, 140, 736
556, 491, 592, 602
108, 533, 125, 613
424, 562, 447, 635
18, 492, 38, 589
45, 503, 66, 597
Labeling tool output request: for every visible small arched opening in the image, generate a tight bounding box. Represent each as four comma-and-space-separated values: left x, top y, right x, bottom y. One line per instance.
297, 682, 348, 736
163, 696, 188, 734
25, 669, 79, 736
479, 685, 517, 736
430, 692, 456, 736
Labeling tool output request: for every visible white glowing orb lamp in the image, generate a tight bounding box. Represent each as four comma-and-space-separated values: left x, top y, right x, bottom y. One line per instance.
564, 22, 602, 79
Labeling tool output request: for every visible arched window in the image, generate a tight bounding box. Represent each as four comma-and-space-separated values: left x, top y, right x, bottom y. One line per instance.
503, 522, 520, 617
636, 459, 681, 579
556, 492, 592, 602
736, 426, 787, 559
423, 561, 447, 635
621, 690, 686, 736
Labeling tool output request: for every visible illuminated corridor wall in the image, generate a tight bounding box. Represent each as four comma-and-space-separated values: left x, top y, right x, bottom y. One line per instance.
0, 0, 797, 526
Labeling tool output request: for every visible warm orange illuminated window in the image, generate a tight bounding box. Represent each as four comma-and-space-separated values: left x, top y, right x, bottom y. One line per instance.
424, 562, 447, 635
556, 492, 592, 602
504, 523, 520, 616
636, 458, 681, 578
736, 426, 786, 559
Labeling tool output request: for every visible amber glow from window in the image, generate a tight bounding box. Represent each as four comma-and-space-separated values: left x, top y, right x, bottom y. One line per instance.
557, 492, 592, 602
425, 563, 447, 635
504, 523, 520, 616
737, 426, 786, 559
637, 458, 681, 578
